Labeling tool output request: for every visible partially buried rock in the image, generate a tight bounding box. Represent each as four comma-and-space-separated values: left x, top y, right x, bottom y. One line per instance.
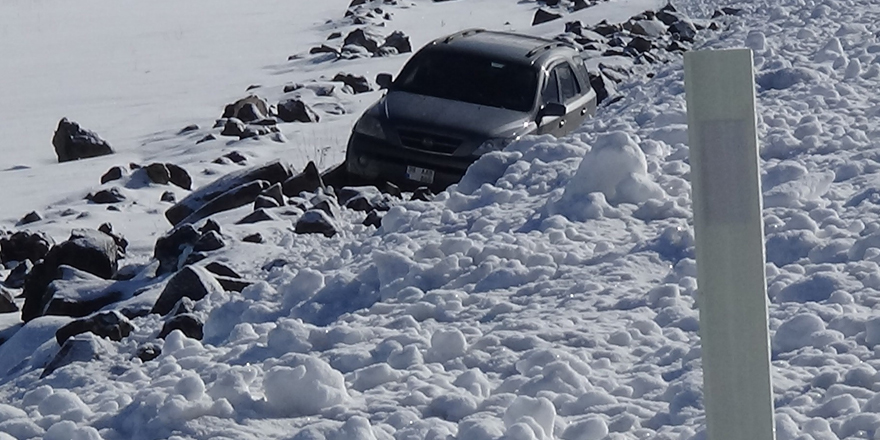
166, 164, 192, 190
254, 195, 280, 210
0, 230, 54, 263
344, 28, 384, 53
177, 180, 270, 226
52, 118, 114, 163
154, 224, 200, 275
161, 191, 176, 203
55, 310, 134, 346
277, 99, 320, 123
194, 230, 225, 252
282, 161, 324, 197
145, 163, 171, 185
222, 95, 270, 122
159, 313, 204, 340
237, 208, 278, 224
18, 211, 42, 225
242, 233, 263, 243
332, 73, 373, 94
532, 8, 562, 25
200, 219, 221, 235
41, 333, 113, 378
151, 265, 224, 316
381, 31, 412, 54
88, 187, 126, 204
363, 210, 384, 228
204, 262, 241, 279
0, 288, 17, 313
101, 166, 125, 184
4, 260, 32, 289
221, 118, 247, 138
137, 344, 161, 362
97, 223, 128, 259
410, 186, 434, 202
294, 209, 338, 237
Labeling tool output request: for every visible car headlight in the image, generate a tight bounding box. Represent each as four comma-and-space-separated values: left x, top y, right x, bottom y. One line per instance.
473, 136, 520, 156
353, 115, 386, 140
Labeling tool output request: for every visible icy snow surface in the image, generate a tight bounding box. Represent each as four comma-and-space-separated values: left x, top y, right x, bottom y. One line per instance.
4, 0, 880, 439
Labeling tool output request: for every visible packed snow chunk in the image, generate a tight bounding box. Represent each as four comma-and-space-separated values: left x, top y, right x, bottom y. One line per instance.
427, 328, 468, 363
263, 354, 349, 416
425, 393, 478, 422
456, 150, 523, 194
350, 363, 402, 392
503, 396, 556, 439
808, 394, 860, 418
453, 369, 492, 398
756, 67, 819, 91
0, 403, 27, 420
865, 317, 880, 347
267, 318, 312, 353
562, 416, 609, 440
37, 388, 93, 422
456, 419, 505, 440
775, 272, 849, 303
175, 372, 206, 401
745, 30, 766, 51
773, 313, 825, 354
558, 131, 665, 213
44, 421, 102, 440
281, 268, 325, 310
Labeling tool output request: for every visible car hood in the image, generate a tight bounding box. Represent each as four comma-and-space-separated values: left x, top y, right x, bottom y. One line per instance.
377, 91, 531, 139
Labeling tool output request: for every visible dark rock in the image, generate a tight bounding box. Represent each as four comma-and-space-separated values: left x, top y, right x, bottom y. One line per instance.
18, 211, 42, 225
242, 233, 263, 244
42, 334, 112, 378
411, 187, 434, 202
98, 223, 128, 259
282, 161, 325, 197
277, 99, 320, 123
627, 36, 653, 53
589, 71, 611, 105
52, 118, 114, 163
221, 118, 247, 138
88, 187, 126, 204
572, 0, 588, 11
310, 44, 340, 56
151, 265, 224, 315
159, 313, 203, 340
145, 163, 171, 185
332, 73, 373, 94
246, 84, 261, 91
154, 225, 200, 275
204, 262, 241, 279
656, 9, 681, 26
215, 276, 253, 293
165, 160, 293, 226
196, 134, 216, 144
224, 151, 248, 164
669, 20, 697, 43
223, 96, 270, 122
169, 297, 196, 317
178, 124, 199, 135
178, 180, 271, 226
185, 252, 208, 266
237, 208, 278, 225
166, 164, 192, 190
363, 210, 384, 228
137, 344, 161, 362
1, 231, 54, 263
254, 195, 281, 210
344, 28, 384, 53
55, 311, 133, 346
384, 181, 402, 198
310, 193, 340, 219
565, 21, 585, 36
721, 7, 742, 15
543, 0, 560, 6
532, 9, 562, 26
667, 40, 690, 52
200, 219, 221, 235
4, 260, 32, 289
261, 183, 285, 206
0, 288, 17, 313
382, 31, 412, 54
593, 21, 620, 37
194, 231, 225, 252
161, 191, 176, 203
294, 210, 338, 237
101, 166, 125, 184
328, 31, 342, 40
631, 19, 667, 39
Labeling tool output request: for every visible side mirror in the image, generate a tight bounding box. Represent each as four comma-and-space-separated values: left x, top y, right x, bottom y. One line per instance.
376, 73, 393, 90
537, 102, 566, 121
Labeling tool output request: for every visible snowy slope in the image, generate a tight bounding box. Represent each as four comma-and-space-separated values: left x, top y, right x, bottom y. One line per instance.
3, 0, 880, 439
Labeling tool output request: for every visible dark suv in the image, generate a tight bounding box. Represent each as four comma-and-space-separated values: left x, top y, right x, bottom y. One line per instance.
345, 28, 597, 189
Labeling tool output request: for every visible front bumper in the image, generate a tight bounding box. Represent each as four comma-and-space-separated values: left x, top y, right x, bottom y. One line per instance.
345, 132, 477, 190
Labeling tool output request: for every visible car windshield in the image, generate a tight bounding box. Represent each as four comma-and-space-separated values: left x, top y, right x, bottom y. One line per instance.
394, 50, 538, 112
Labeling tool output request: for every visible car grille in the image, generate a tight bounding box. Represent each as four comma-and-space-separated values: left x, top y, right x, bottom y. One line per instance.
397, 129, 461, 155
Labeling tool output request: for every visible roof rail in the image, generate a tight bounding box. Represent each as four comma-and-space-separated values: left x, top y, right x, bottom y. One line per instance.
440, 28, 486, 44
525, 41, 569, 58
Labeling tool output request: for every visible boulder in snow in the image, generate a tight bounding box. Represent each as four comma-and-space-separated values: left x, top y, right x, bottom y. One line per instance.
52, 118, 114, 163
282, 161, 325, 197
159, 313, 204, 340
277, 99, 320, 123
332, 72, 373, 94
55, 311, 134, 346
41, 333, 114, 378
0, 230, 54, 264
0, 288, 17, 313
151, 265, 224, 316
294, 209, 338, 237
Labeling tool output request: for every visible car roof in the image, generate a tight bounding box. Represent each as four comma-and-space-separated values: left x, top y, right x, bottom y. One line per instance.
424, 29, 576, 66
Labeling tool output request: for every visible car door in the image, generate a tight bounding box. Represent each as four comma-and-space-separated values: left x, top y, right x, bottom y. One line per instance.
536, 62, 594, 136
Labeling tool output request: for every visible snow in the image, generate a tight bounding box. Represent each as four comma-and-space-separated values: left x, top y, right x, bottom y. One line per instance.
4, 0, 880, 439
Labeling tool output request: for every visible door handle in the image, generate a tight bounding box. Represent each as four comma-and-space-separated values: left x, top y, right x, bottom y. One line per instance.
559, 120, 566, 128
581, 107, 587, 115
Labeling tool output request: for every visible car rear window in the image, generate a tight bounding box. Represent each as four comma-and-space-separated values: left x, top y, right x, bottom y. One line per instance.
395, 50, 538, 112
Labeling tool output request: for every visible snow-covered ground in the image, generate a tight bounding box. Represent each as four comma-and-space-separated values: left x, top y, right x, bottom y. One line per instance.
3, 0, 880, 439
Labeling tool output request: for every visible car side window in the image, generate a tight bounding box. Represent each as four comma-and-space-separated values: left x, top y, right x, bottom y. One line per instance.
556, 63, 580, 103
542, 69, 559, 104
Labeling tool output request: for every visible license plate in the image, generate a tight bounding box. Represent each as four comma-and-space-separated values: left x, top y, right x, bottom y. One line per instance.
406, 165, 435, 184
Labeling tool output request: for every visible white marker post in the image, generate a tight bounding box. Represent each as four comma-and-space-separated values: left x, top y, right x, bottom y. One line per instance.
684, 49, 775, 440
